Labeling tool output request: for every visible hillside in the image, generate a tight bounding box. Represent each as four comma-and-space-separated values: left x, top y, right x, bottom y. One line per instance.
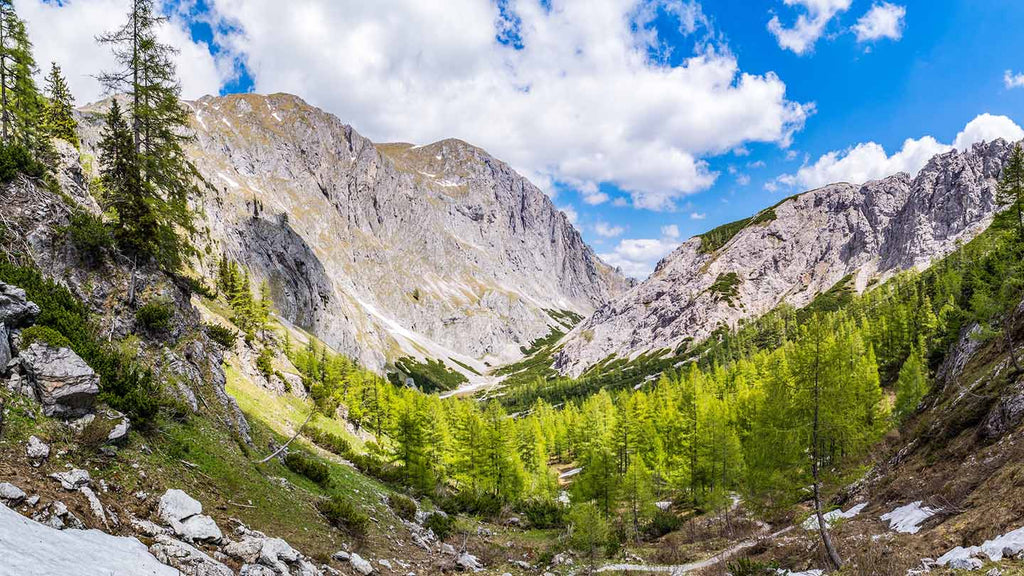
77, 93, 631, 387
555, 140, 1013, 376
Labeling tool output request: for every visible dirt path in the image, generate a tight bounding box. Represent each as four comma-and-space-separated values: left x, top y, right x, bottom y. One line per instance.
595, 526, 794, 575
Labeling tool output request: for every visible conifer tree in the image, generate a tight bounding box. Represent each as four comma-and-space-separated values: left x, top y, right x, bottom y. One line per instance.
0, 3, 43, 151
99, 99, 149, 240
42, 62, 77, 147
999, 144, 1024, 239
98, 0, 196, 269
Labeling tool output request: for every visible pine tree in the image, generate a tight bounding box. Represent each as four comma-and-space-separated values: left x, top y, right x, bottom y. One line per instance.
894, 341, 929, 421
42, 62, 77, 147
99, 99, 149, 241
98, 0, 196, 269
998, 144, 1024, 239
0, 3, 43, 152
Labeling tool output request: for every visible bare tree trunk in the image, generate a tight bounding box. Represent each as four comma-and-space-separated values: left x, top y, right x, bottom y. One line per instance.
812, 337, 843, 570
257, 410, 313, 464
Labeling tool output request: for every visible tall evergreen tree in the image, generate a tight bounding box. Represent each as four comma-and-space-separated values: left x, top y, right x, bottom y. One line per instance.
98, 0, 196, 269
43, 62, 78, 147
999, 144, 1024, 239
99, 99, 150, 242
0, 3, 43, 151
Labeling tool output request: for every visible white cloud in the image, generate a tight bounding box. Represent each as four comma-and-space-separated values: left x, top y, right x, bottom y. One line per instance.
203, 0, 809, 211
599, 231, 682, 279
777, 113, 1024, 189
690, 212, 707, 220
768, 0, 852, 55
736, 173, 751, 186
594, 221, 625, 238
612, 197, 630, 207
852, 2, 906, 43
1005, 70, 1024, 90
582, 189, 611, 205
560, 205, 579, 225
19, 0, 235, 104
661, 224, 681, 238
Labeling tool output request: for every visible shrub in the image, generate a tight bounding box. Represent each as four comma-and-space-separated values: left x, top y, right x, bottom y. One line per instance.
64, 212, 113, 262
439, 491, 502, 518
317, 495, 369, 536
257, 346, 275, 378
567, 503, 609, 565
519, 498, 565, 529
205, 323, 237, 349
136, 299, 174, 333
423, 512, 455, 541
285, 451, 332, 486
388, 493, 417, 522
183, 275, 216, 299
304, 427, 354, 458
0, 143, 46, 183
644, 509, 683, 539
726, 558, 779, 576
21, 325, 72, 349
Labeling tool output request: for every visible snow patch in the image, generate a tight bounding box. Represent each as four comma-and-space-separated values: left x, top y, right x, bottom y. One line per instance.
936, 525, 1024, 565
880, 501, 939, 534
801, 502, 867, 531
0, 502, 176, 575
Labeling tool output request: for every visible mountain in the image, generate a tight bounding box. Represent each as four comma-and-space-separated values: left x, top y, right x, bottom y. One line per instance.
77, 93, 631, 382
555, 139, 1014, 376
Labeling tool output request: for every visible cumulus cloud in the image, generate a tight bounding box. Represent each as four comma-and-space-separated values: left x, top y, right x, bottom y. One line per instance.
690, 212, 707, 220
768, 0, 852, 55
18, 0, 235, 104
594, 221, 625, 238
599, 229, 682, 279
1005, 70, 1024, 89
852, 2, 906, 43
776, 113, 1024, 190
203, 0, 809, 211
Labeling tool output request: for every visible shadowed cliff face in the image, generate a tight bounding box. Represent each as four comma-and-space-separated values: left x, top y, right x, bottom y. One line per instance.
555, 140, 1015, 377
78, 93, 631, 377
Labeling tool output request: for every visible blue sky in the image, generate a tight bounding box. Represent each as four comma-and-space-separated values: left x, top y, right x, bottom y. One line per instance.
22, 0, 1024, 278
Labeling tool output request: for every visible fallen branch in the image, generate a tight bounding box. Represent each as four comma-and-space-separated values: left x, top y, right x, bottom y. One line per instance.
256, 410, 314, 465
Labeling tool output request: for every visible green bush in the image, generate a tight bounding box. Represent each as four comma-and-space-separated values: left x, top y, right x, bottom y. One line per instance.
136, 299, 174, 333
317, 495, 369, 535
205, 323, 237, 348
284, 451, 332, 486
423, 512, 455, 540
20, 325, 72, 349
726, 558, 779, 576
388, 493, 417, 522
256, 346, 274, 378
304, 427, 354, 458
644, 509, 683, 539
183, 275, 216, 299
64, 212, 113, 262
519, 498, 565, 529
0, 143, 46, 183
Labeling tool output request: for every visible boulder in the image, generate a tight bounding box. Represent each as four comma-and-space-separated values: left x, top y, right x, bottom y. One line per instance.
240, 565, 277, 576
20, 342, 99, 417
348, 553, 374, 575
107, 415, 131, 443
157, 489, 203, 524
0, 324, 11, 369
0, 482, 26, 505
0, 282, 39, 328
225, 536, 265, 564
32, 500, 85, 530
949, 557, 983, 571
174, 514, 223, 544
456, 552, 482, 571
26, 435, 50, 463
150, 534, 234, 576
79, 486, 106, 524
50, 469, 91, 491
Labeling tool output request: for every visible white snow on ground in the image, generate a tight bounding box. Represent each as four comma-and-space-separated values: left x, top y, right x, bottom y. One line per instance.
936, 525, 1024, 565
217, 172, 240, 188
880, 501, 939, 534
801, 502, 867, 531
559, 468, 583, 480
0, 503, 177, 576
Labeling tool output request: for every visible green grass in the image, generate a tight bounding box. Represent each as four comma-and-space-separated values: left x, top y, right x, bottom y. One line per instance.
709, 272, 742, 305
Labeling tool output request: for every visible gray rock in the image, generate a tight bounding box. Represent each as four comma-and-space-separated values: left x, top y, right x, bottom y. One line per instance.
0, 324, 11, 369
456, 552, 482, 571
79, 486, 106, 523
150, 534, 234, 576
173, 514, 223, 544
26, 435, 49, 463
240, 565, 277, 576
0, 482, 26, 504
0, 281, 39, 328
348, 553, 374, 575
20, 342, 100, 417
25, 495, 39, 507
50, 469, 91, 491
131, 516, 170, 537
107, 413, 131, 443
225, 536, 265, 563
157, 489, 203, 524
259, 536, 301, 572
556, 140, 1016, 376
949, 557, 984, 571
32, 500, 85, 530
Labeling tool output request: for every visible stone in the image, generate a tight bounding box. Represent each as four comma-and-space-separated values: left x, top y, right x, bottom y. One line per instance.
332, 551, 351, 562
379, 559, 393, 569
106, 412, 131, 443
20, 342, 100, 417
0, 482, 26, 505
0, 324, 11, 369
349, 553, 374, 575
32, 500, 85, 530
157, 489, 203, 524
949, 557, 983, 571
26, 435, 50, 463
79, 486, 106, 524
25, 495, 39, 507
50, 469, 91, 491
240, 565, 277, 576
225, 536, 264, 563
0, 281, 39, 328
173, 514, 223, 544
149, 534, 234, 576
131, 516, 169, 537
456, 552, 482, 571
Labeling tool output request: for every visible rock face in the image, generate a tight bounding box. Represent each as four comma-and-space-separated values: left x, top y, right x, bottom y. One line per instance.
80, 93, 630, 379
0, 281, 40, 328
19, 342, 100, 417
556, 140, 1014, 375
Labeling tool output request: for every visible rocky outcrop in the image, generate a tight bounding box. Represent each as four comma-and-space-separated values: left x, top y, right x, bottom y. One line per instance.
19, 342, 100, 417
79, 93, 630, 379
556, 140, 1015, 375
0, 281, 40, 329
